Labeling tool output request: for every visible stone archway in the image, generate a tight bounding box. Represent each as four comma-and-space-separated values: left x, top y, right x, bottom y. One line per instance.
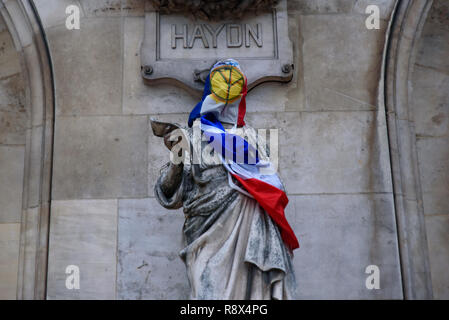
0, 0, 54, 299
408, 0, 449, 299
382, 0, 434, 299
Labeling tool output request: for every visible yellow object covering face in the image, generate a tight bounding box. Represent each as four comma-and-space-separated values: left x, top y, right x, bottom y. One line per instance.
210, 65, 246, 104
188, 58, 248, 127
187, 59, 299, 251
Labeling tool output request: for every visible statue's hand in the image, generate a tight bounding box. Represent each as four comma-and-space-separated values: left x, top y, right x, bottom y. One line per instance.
163, 131, 182, 151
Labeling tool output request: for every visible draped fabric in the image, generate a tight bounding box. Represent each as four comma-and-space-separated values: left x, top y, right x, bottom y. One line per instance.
155, 59, 298, 299
188, 59, 299, 251
155, 123, 297, 299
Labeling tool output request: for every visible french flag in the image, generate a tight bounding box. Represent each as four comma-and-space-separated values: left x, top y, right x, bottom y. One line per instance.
188, 59, 299, 251
200, 116, 300, 251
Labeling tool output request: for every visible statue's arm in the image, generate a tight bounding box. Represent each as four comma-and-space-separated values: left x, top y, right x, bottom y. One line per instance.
154, 162, 185, 210
159, 162, 184, 198
154, 127, 191, 209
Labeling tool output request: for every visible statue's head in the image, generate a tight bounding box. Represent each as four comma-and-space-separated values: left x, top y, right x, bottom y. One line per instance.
188, 59, 247, 127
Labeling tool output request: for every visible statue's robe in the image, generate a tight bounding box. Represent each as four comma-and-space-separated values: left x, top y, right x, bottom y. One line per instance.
155, 122, 297, 299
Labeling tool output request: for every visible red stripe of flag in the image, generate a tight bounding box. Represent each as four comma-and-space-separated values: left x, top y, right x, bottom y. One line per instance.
237, 77, 247, 127
232, 174, 299, 251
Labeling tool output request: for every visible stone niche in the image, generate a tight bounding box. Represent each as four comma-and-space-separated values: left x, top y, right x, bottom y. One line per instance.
141, 0, 293, 97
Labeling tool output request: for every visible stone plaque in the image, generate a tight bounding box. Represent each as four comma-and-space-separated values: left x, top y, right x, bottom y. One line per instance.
141, 0, 293, 97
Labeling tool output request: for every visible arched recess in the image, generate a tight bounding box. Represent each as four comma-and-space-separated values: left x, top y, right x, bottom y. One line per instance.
382, 0, 434, 299
0, 0, 54, 299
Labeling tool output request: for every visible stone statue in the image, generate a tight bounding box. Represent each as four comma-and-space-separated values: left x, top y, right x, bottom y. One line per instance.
153, 59, 298, 299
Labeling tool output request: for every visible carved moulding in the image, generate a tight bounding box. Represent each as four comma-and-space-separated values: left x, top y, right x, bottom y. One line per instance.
382, 0, 434, 299
149, 0, 280, 21
141, 0, 293, 97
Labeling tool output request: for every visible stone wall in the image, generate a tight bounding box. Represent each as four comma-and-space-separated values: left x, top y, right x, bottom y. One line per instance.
0, 0, 445, 300
0, 14, 26, 299
31, 0, 402, 299
410, 0, 449, 299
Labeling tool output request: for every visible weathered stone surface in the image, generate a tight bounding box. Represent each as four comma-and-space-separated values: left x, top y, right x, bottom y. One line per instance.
79, 0, 144, 17
0, 223, 20, 299
142, 108, 400, 298
288, 0, 356, 14
115, 193, 403, 299
427, 0, 449, 33
141, 0, 293, 97
411, 6, 449, 137
290, 193, 402, 299
0, 30, 21, 79
117, 198, 189, 299
246, 82, 291, 113
289, 0, 395, 19
126, 16, 293, 114
34, 0, 84, 29
20, 206, 39, 299
425, 215, 449, 299
26, 125, 46, 208
47, 199, 117, 300
0, 146, 24, 223
353, 0, 396, 20
245, 111, 392, 194
409, 0, 449, 299
147, 113, 186, 196
147, 110, 392, 196
157, 15, 276, 61
149, 0, 279, 20
300, 15, 387, 111
2, 0, 33, 48
416, 137, 449, 216
116, 193, 402, 299
411, 66, 448, 137
0, 73, 27, 145
0, 15, 6, 32
52, 115, 148, 200
1, 0, 439, 300
285, 11, 306, 112
123, 17, 198, 115
47, 18, 122, 116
